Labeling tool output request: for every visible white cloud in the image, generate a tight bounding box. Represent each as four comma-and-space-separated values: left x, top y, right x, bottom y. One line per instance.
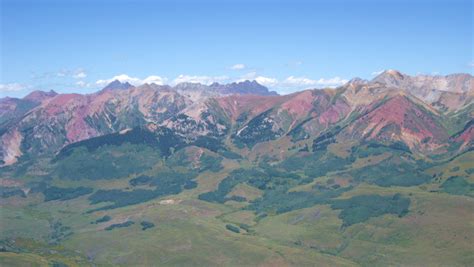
142, 75, 167, 85
73, 71, 87, 79
239, 71, 258, 81
96, 74, 142, 86
230, 64, 246, 70
54, 68, 87, 79
0, 83, 28, 92
283, 76, 318, 87
314, 77, 348, 87
371, 70, 385, 76
237, 72, 347, 91
469, 62, 474, 67
281, 76, 348, 89
94, 72, 348, 94
75, 81, 88, 87
237, 72, 279, 87
172, 75, 229, 85
254, 76, 279, 87
96, 74, 168, 87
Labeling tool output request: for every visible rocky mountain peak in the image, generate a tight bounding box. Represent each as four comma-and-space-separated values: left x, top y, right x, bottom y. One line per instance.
173, 80, 278, 96
23, 90, 58, 102
102, 80, 134, 91
372, 69, 406, 86
216, 80, 278, 96
385, 69, 404, 78
347, 77, 368, 86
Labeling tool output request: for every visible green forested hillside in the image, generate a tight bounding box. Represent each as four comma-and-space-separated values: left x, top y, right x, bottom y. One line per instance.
1, 123, 473, 266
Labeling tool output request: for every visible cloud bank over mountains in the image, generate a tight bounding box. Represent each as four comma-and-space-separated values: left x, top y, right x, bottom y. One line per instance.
1, 64, 351, 97
93, 72, 348, 94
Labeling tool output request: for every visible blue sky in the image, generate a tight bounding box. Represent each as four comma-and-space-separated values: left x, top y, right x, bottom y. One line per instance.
1, 0, 472, 97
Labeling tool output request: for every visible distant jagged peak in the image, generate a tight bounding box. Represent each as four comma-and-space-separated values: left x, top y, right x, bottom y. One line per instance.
384, 69, 405, 78
445, 73, 473, 79
415, 72, 472, 79
216, 80, 278, 96
208, 80, 259, 87
173, 82, 210, 90
372, 69, 406, 84
102, 80, 134, 91
136, 83, 171, 91
347, 77, 368, 86
173, 80, 278, 96
373, 69, 472, 84
23, 89, 58, 102
223, 80, 259, 87
370, 69, 472, 94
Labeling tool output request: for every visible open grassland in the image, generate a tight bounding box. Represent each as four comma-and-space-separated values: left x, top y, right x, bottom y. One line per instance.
1, 143, 473, 266
2, 176, 473, 266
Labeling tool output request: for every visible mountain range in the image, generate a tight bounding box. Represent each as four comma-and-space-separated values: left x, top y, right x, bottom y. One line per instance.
0, 70, 473, 266
1, 70, 472, 166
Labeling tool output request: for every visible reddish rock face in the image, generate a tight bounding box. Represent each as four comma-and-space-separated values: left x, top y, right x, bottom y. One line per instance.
215, 94, 289, 121
42, 94, 86, 116
453, 123, 474, 150
344, 94, 450, 150
319, 100, 351, 125
0, 98, 22, 116
280, 90, 315, 118
214, 89, 352, 136
23, 90, 58, 102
